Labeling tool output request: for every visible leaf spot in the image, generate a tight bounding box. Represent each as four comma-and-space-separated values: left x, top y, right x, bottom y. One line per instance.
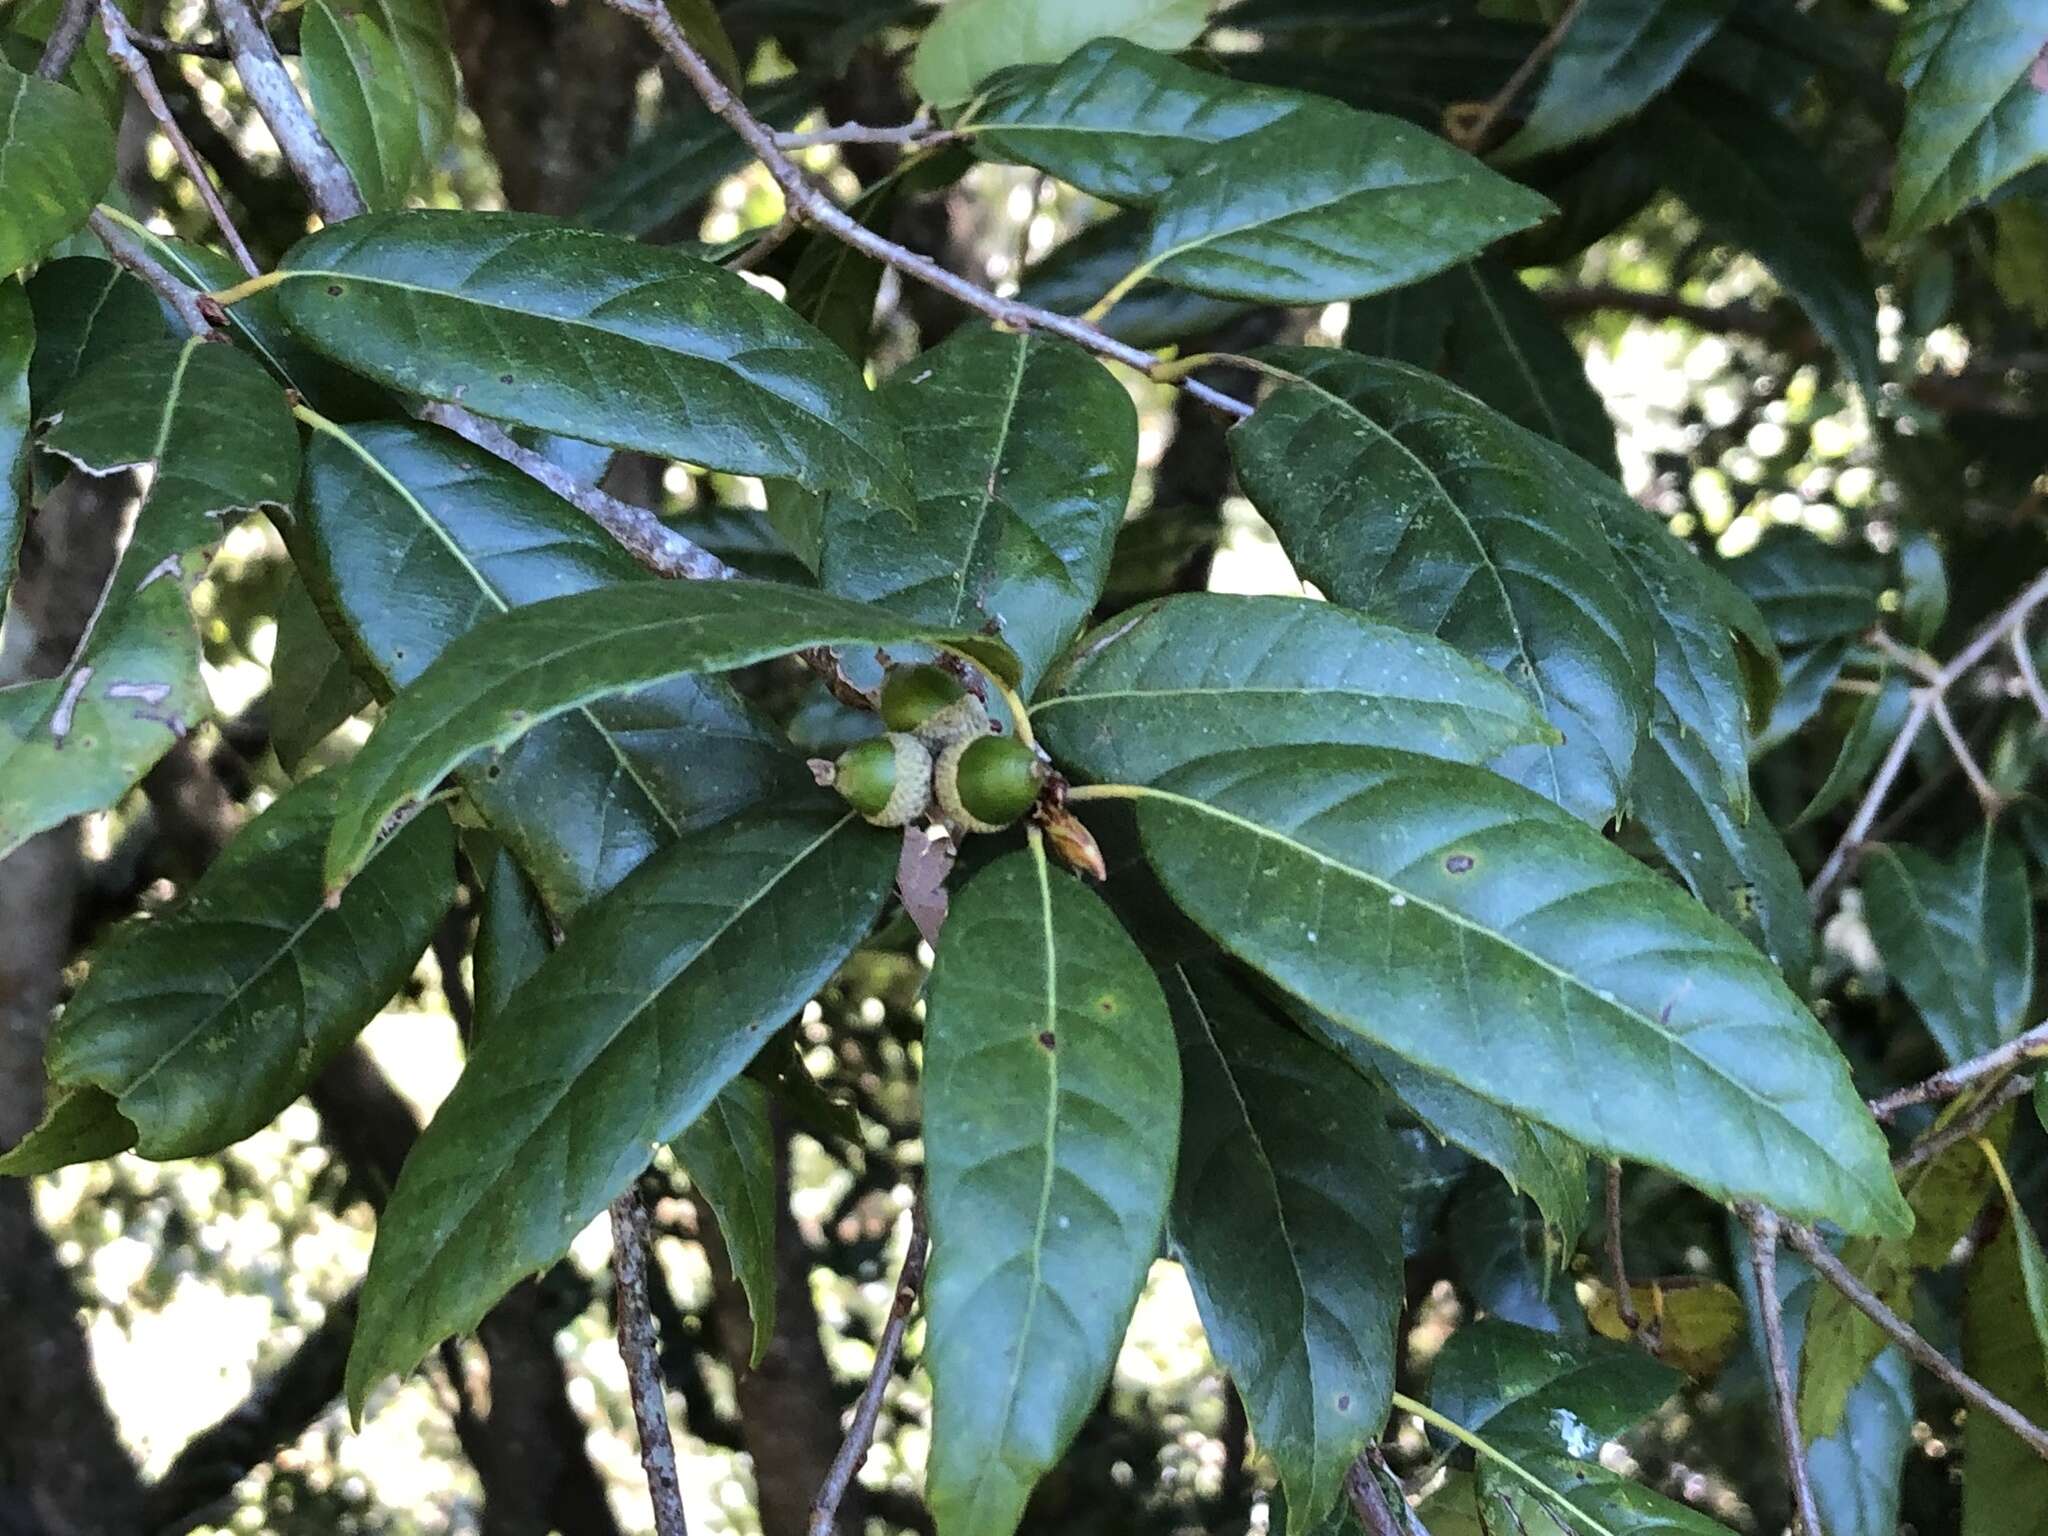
326, 283, 345, 297
1337, 1394, 1351, 1412
1094, 993, 1119, 1015
498, 373, 515, 385
1445, 852, 1476, 874
1037, 1030, 1056, 1050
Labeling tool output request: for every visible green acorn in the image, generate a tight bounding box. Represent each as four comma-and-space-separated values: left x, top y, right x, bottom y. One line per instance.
814, 732, 934, 827
934, 734, 1045, 834
881, 662, 990, 748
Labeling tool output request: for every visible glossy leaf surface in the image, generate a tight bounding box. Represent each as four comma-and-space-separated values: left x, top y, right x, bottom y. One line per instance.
1165, 962, 1398, 1528
1864, 825, 2033, 1066
1430, 1318, 1678, 1453
910, 0, 1209, 105
963, 38, 1308, 204
302, 0, 424, 211
0, 57, 112, 277
1231, 350, 1654, 825
299, 420, 799, 917
1037, 592, 1553, 786
323, 578, 1018, 890
1133, 745, 1910, 1235
923, 848, 1178, 1536
274, 212, 911, 509
44, 774, 453, 1159
818, 326, 1136, 693
1126, 110, 1554, 305
338, 0, 459, 159
345, 803, 896, 1413
1496, 0, 1735, 164
22, 255, 165, 423
1890, 0, 2048, 237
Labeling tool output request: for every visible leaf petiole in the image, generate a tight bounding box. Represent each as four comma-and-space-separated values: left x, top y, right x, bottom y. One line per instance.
207, 268, 292, 308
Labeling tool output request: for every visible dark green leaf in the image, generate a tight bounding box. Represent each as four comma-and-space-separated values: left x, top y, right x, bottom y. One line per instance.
0, 279, 27, 611
43, 773, 452, 1159
673, 1076, 778, 1366
298, 420, 801, 918
581, 81, 812, 238
1036, 592, 1554, 786
269, 575, 371, 774
1898, 529, 1948, 645
1645, 92, 1880, 401
1627, 723, 1813, 984
1447, 1175, 1584, 1336
1118, 111, 1554, 306
274, 211, 911, 509
1889, 0, 2048, 237
1476, 1450, 1737, 1535
1132, 745, 1910, 1235
0, 1086, 136, 1175
302, 0, 424, 211
962, 38, 1311, 205
0, 56, 113, 276
923, 847, 1178, 1536
472, 842, 550, 1036
41, 337, 300, 580
0, 578, 205, 860
344, 803, 896, 1414
1431, 1319, 1678, 1454
338, 0, 459, 161
1795, 669, 1911, 827
1864, 826, 2034, 1066
1312, 1026, 1589, 1250
1231, 350, 1655, 825
322, 577, 1019, 891
1962, 1219, 2048, 1536
910, 0, 1210, 106
1018, 210, 1254, 349
1495, 0, 1735, 164
1724, 532, 1884, 655
1165, 962, 1398, 1528
1345, 259, 1618, 476
22, 256, 165, 425
819, 328, 1134, 692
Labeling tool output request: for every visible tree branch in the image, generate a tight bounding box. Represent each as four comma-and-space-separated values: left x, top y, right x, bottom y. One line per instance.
1892, 1075, 2037, 1179
211, 0, 366, 223
1449, 0, 1584, 153
808, 1199, 928, 1536
1540, 283, 1795, 341
1870, 1022, 2048, 1124
1811, 561, 2048, 903
1740, 1209, 1821, 1536
596, 0, 1254, 422
612, 1189, 692, 1536
99, 1, 261, 276
35, 0, 94, 78
1604, 1161, 1640, 1333
87, 207, 219, 336
1777, 1217, 2048, 1461
773, 120, 953, 151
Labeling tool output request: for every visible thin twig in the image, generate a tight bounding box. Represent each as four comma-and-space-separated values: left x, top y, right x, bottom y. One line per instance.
1811, 563, 2048, 904
725, 214, 802, 273
87, 208, 219, 336
1343, 1451, 1407, 1536
1740, 1208, 1822, 1536
1540, 283, 1793, 340
774, 119, 953, 151
1869, 1023, 2048, 1123
1892, 1075, 2036, 1178
130, 31, 239, 59
211, 0, 366, 223
598, 0, 1254, 422
1605, 1161, 1640, 1332
99, 1, 261, 276
1778, 1218, 2048, 1461
413, 406, 739, 581
1929, 694, 2000, 810
2012, 625, 2048, 722
35, 0, 94, 78
808, 1199, 929, 1536
1452, 0, 1586, 152
612, 1189, 692, 1536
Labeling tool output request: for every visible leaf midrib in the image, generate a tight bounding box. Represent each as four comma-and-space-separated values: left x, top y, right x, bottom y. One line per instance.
1136, 781, 1893, 1212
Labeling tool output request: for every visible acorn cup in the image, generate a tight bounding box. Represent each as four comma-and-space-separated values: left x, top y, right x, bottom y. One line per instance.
812, 732, 934, 827
880, 662, 991, 749
935, 734, 1046, 834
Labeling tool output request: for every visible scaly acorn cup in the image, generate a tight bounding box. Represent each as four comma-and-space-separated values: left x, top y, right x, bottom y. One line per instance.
813, 733, 934, 827
934, 734, 1046, 834
880, 662, 993, 750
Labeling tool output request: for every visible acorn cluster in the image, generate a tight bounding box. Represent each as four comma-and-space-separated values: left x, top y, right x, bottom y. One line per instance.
815, 664, 1045, 833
